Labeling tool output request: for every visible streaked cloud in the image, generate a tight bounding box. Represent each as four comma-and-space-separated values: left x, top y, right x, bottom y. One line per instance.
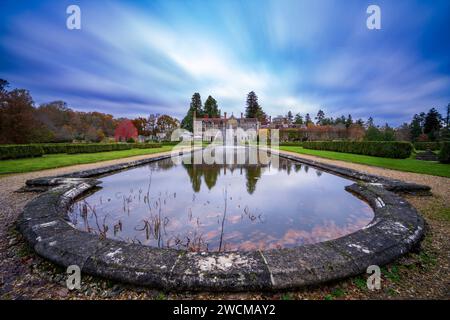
0, 0, 449, 125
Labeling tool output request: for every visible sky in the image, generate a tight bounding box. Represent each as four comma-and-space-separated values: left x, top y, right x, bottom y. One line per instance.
0, 0, 449, 126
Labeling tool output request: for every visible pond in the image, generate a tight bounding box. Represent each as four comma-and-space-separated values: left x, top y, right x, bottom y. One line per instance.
69, 147, 374, 252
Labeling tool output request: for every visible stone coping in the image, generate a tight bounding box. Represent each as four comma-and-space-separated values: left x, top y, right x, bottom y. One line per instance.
17, 149, 427, 291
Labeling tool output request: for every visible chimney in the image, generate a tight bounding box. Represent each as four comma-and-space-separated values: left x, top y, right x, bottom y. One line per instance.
241, 112, 243, 119
224, 112, 227, 119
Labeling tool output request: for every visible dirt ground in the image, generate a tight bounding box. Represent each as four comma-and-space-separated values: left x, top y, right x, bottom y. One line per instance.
0, 150, 448, 300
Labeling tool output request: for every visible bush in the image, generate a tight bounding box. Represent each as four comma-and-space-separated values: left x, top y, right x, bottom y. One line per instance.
414, 142, 441, 151
126, 138, 136, 143
132, 143, 162, 149
302, 141, 413, 159
438, 142, 450, 163
65, 143, 132, 154
0, 145, 44, 160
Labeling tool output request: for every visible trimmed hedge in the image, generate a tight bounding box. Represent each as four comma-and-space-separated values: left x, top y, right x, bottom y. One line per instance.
65, 143, 132, 154
414, 142, 441, 151
439, 142, 450, 163
132, 143, 162, 149
279, 142, 303, 147
0, 145, 44, 160
41, 143, 76, 154
302, 141, 413, 159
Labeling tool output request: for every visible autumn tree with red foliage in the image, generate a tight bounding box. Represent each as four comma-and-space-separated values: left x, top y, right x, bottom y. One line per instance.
114, 119, 138, 142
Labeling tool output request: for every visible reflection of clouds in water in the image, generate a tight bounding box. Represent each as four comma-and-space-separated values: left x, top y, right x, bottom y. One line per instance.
68, 148, 374, 252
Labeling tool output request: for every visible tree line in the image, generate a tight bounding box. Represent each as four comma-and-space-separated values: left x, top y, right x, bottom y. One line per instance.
0, 79, 179, 144
283, 106, 449, 142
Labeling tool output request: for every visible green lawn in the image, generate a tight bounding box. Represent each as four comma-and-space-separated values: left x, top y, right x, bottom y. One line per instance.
279, 146, 450, 178
0, 146, 173, 174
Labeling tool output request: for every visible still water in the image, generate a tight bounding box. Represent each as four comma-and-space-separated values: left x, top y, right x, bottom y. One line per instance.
69, 147, 373, 252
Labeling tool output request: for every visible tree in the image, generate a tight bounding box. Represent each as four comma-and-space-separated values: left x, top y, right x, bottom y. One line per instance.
294, 113, 303, 125
410, 114, 423, 141
423, 108, 443, 141
0, 88, 52, 144
204, 95, 220, 117
366, 117, 375, 128
114, 119, 138, 142
245, 91, 260, 118
305, 113, 312, 125
348, 124, 365, 141
364, 125, 383, 141
287, 111, 293, 123
132, 117, 150, 136
156, 115, 179, 140
315, 110, 325, 125
181, 93, 203, 132
395, 123, 412, 141
345, 114, 353, 128
381, 123, 395, 141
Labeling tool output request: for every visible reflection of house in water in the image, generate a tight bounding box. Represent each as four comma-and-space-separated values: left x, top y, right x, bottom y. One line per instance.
180, 152, 304, 194
195, 112, 259, 143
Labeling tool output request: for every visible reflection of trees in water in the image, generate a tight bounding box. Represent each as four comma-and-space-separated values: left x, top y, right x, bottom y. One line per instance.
182, 156, 314, 194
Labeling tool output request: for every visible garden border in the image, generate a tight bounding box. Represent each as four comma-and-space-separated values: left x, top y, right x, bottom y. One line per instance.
17, 149, 428, 291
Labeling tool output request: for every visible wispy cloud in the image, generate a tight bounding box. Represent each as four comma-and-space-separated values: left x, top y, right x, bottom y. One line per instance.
0, 0, 449, 125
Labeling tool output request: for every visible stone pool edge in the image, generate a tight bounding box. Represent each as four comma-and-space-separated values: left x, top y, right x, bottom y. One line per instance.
17, 150, 427, 291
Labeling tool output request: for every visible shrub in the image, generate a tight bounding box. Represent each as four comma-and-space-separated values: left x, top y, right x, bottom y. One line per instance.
414, 142, 441, 151
439, 142, 450, 163
65, 143, 132, 154
302, 141, 413, 159
0, 145, 44, 160
126, 137, 135, 143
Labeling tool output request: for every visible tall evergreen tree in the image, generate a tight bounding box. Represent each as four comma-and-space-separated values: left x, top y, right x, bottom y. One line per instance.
181, 92, 203, 132
410, 114, 423, 141
245, 91, 260, 118
423, 108, 442, 141
204, 95, 220, 117
345, 114, 353, 128
315, 110, 325, 125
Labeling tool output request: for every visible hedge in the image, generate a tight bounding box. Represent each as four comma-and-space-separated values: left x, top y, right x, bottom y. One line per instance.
65, 143, 132, 154
414, 142, 441, 151
302, 141, 413, 159
279, 142, 303, 147
41, 143, 77, 154
0, 145, 44, 160
132, 143, 162, 149
439, 142, 450, 163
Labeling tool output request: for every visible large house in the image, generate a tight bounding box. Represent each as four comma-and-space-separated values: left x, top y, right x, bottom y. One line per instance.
195, 112, 259, 143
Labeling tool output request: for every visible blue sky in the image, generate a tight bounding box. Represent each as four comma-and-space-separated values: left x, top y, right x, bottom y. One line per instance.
1, 0, 449, 125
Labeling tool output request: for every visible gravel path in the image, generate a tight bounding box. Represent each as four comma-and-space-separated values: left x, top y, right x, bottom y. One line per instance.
0, 150, 448, 299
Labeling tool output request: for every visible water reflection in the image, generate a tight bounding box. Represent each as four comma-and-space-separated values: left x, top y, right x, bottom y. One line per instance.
69, 147, 374, 252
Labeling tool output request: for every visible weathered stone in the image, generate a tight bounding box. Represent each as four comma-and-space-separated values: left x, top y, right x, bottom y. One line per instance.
16, 149, 427, 291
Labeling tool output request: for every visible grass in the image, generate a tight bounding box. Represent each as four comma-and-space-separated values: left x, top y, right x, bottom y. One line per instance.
279, 146, 450, 178
0, 146, 173, 174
